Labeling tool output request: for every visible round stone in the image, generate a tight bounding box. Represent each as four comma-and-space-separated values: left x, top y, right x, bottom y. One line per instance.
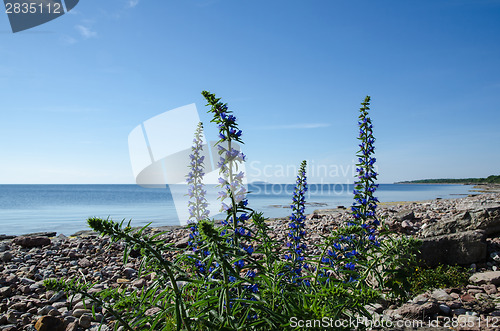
79, 314, 92, 329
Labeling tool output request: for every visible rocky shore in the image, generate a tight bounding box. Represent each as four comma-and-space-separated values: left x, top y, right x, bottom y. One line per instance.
1, 188, 500, 330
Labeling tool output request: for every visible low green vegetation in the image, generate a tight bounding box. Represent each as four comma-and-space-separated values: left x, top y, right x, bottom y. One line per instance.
399, 175, 500, 184
45, 93, 422, 330
407, 264, 471, 294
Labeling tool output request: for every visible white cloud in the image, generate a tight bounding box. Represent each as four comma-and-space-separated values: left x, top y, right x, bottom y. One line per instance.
75, 25, 97, 39
61, 35, 77, 44
127, 0, 139, 8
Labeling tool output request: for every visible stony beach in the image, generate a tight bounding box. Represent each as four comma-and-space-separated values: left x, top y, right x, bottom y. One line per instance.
1, 186, 500, 330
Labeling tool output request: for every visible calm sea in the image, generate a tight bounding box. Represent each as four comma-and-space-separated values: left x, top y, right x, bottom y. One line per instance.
0, 184, 474, 236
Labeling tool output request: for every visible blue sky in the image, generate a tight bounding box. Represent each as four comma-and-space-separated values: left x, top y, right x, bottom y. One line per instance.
0, 0, 499, 184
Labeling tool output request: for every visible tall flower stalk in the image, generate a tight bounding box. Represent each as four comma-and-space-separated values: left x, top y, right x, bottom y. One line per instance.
284, 160, 309, 284
318, 96, 380, 283
341, 96, 381, 279
202, 91, 251, 256
186, 122, 210, 276
201, 91, 256, 321
352, 96, 380, 241
187, 122, 209, 225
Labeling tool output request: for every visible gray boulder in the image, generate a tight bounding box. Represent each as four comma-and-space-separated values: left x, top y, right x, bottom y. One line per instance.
431, 289, 454, 301
395, 301, 439, 318
396, 209, 415, 221
421, 204, 500, 237
417, 230, 487, 266
21, 231, 56, 237
12, 236, 51, 248
0, 252, 12, 262
469, 271, 500, 285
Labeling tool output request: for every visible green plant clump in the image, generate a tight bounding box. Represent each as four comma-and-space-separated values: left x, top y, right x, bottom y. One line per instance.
45, 92, 421, 331
407, 264, 471, 295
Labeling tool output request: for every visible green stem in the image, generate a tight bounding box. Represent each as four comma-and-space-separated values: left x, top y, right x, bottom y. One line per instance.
226, 139, 239, 251
356, 251, 383, 290
81, 290, 135, 331
314, 244, 330, 284
112, 231, 192, 331
220, 249, 232, 320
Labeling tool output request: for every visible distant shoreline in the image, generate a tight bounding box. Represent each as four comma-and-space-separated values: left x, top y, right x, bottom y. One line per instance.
397, 183, 500, 193
395, 182, 471, 185
311, 184, 500, 216
396, 175, 500, 185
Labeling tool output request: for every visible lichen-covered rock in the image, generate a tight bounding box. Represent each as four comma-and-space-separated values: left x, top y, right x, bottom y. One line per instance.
395, 301, 440, 318
431, 289, 454, 301
421, 203, 500, 237
469, 271, 500, 285
34, 315, 65, 331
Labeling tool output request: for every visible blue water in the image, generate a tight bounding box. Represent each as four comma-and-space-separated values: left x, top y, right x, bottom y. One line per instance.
0, 184, 474, 236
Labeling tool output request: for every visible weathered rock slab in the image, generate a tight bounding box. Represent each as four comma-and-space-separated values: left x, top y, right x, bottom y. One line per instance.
395, 301, 440, 318
12, 236, 51, 248
421, 203, 500, 237
418, 230, 487, 266
469, 271, 500, 285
